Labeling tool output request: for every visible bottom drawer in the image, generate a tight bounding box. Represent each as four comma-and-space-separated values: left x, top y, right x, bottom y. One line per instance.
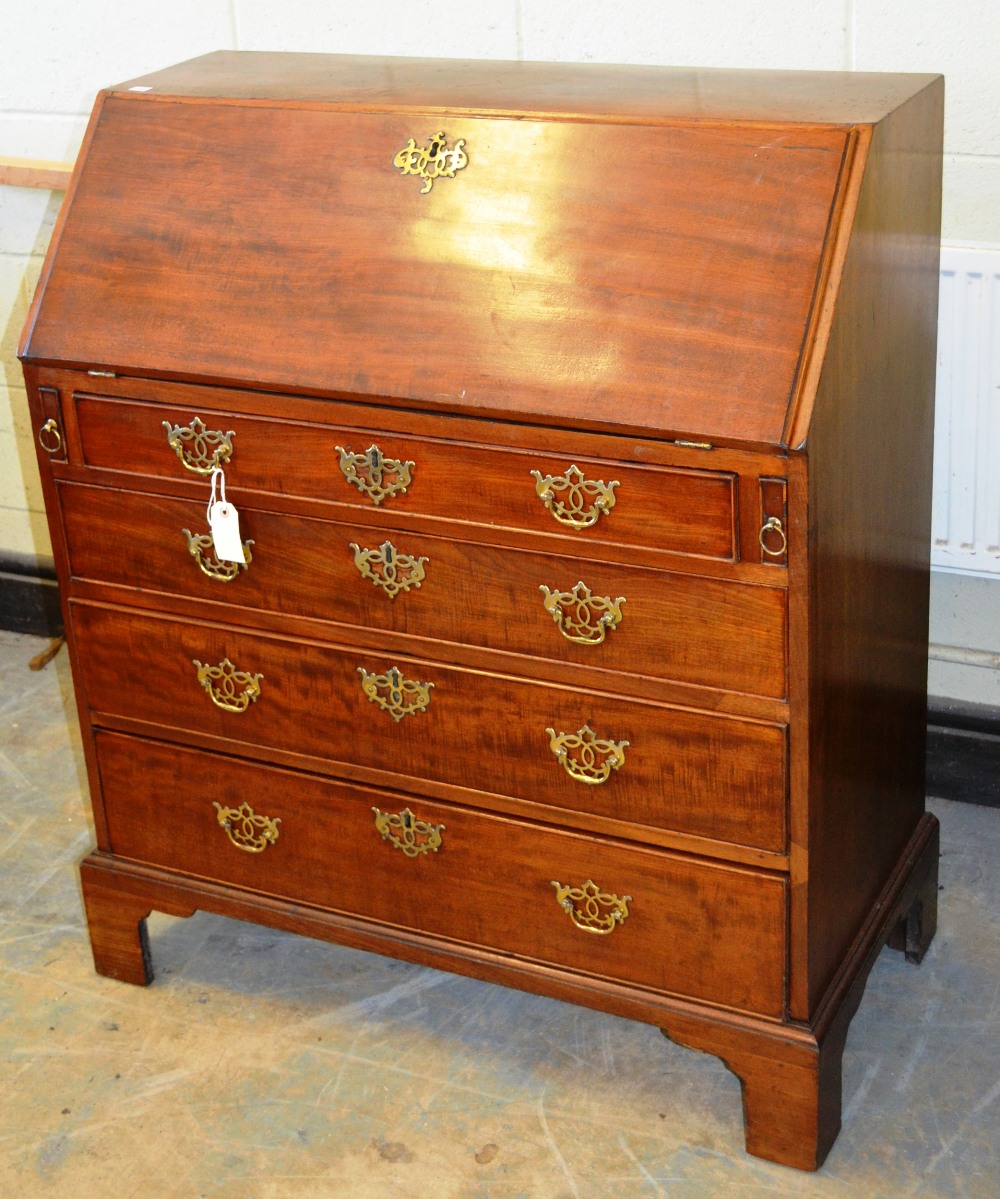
94, 732, 787, 1018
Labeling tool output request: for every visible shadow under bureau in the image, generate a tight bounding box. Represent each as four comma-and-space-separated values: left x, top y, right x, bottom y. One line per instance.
20, 52, 943, 1171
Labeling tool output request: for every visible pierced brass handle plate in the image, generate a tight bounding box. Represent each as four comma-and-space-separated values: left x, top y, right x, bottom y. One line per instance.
547, 725, 629, 785
350, 540, 427, 598
38, 418, 62, 454
530, 465, 619, 530
551, 879, 631, 935
193, 657, 263, 712
213, 801, 280, 853
358, 664, 433, 721
759, 516, 788, 558
183, 529, 254, 581
393, 131, 468, 193
336, 444, 414, 506
163, 416, 234, 475
372, 806, 444, 857
540, 581, 626, 645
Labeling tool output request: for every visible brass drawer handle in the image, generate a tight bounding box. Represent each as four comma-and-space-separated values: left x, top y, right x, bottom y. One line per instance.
540, 581, 625, 645
759, 516, 788, 558
213, 801, 280, 853
192, 657, 263, 712
372, 806, 445, 857
551, 879, 632, 935
530, 464, 619, 530
38, 417, 63, 454
358, 664, 433, 721
350, 539, 427, 598
547, 725, 629, 785
336, 444, 414, 506
163, 416, 234, 474
183, 529, 254, 581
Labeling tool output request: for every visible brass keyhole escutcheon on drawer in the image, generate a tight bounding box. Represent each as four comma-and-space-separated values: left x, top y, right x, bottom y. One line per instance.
350, 539, 427, 598
551, 879, 632, 935
540, 581, 626, 645
530, 464, 619, 530
357, 664, 433, 721
372, 806, 445, 857
547, 725, 629, 785
213, 801, 280, 853
192, 657, 263, 712
336, 444, 414, 506
163, 416, 235, 474
183, 529, 254, 581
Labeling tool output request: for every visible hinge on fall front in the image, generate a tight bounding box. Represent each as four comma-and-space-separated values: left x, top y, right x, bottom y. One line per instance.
673, 439, 713, 451
86, 369, 116, 377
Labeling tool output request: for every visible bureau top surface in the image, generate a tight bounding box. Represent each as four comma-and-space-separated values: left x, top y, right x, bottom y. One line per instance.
21, 53, 941, 448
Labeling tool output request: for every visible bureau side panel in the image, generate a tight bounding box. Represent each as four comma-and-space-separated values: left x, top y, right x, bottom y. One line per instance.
796, 80, 943, 1018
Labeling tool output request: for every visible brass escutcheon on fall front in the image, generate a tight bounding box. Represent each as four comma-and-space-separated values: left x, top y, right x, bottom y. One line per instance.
372, 806, 445, 857
183, 528, 254, 581
163, 416, 235, 474
213, 801, 280, 853
551, 879, 632, 935
349, 539, 427, 599
547, 725, 629, 785
530, 464, 619, 530
540, 581, 626, 645
192, 657, 263, 712
357, 664, 433, 721
336, 444, 414, 506
392, 131, 468, 193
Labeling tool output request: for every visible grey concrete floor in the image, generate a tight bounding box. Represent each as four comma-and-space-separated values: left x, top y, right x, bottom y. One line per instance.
1, 627, 998, 1198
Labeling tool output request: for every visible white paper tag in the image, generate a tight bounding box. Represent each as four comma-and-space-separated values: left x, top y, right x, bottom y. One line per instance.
208, 501, 246, 563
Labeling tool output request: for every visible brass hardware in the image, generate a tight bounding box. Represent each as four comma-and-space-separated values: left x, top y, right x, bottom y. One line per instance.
183, 529, 253, 581
540, 581, 626, 646
673, 440, 713, 450
546, 725, 629, 785
163, 416, 235, 474
336, 444, 414, 506
350, 539, 427, 599
86, 369, 116, 378
551, 879, 632, 935
372, 806, 444, 857
529, 464, 619, 530
213, 801, 280, 853
38, 418, 62, 454
192, 657, 263, 712
358, 664, 433, 722
393, 131, 468, 193
759, 516, 788, 558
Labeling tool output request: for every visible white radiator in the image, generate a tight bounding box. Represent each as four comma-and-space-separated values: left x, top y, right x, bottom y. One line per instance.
932, 244, 1000, 578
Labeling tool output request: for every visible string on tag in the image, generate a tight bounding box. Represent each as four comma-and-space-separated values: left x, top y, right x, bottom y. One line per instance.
207, 467, 227, 523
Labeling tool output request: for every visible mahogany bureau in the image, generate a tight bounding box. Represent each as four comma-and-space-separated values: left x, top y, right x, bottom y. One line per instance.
20, 53, 943, 1170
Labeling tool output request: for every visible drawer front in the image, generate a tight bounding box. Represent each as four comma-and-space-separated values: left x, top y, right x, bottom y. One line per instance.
74, 604, 787, 853
72, 392, 737, 560
60, 483, 786, 698
95, 731, 787, 1017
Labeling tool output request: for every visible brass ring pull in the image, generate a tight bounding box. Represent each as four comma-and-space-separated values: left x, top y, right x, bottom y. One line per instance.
372, 806, 444, 857
183, 529, 253, 581
547, 725, 629, 785
336, 444, 414, 506
530, 465, 619, 530
213, 801, 280, 853
38, 418, 62, 454
551, 879, 631, 935
163, 416, 234, 474
192, 657, 263, 712
540, 581, 625, 646
759, 516, 788, 558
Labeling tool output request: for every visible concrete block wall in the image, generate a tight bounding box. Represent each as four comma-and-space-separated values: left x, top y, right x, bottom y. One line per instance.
2, 1, 998, 704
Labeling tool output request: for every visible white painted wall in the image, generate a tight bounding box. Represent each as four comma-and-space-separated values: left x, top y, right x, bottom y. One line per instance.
2, 1, 998, 703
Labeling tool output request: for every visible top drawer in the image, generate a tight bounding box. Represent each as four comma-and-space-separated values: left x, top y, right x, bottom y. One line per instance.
71, 392, 737, 561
